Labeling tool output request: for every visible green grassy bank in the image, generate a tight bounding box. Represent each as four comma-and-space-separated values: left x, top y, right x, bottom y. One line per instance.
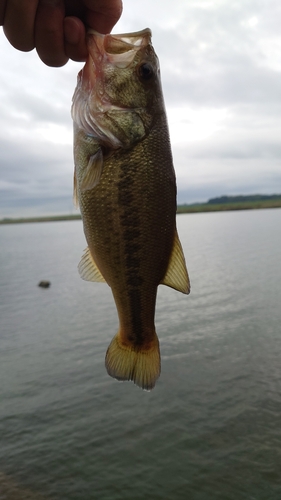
177, 197, 281, 214
0, 214, 82, 225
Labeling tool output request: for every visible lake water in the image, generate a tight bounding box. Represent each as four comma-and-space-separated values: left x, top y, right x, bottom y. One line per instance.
0, 209, 281, 500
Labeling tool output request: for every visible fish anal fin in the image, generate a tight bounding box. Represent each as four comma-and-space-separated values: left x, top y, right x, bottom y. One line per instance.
160, 230, 190, 294
81, 148, 103, 191
105, 332, 160, 391
78, 246, 106, 283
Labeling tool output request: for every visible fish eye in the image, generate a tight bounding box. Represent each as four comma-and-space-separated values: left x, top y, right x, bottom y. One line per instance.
138, 63, 154, 81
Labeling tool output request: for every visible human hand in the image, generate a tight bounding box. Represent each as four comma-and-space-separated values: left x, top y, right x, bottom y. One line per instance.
0, 0, 123, 67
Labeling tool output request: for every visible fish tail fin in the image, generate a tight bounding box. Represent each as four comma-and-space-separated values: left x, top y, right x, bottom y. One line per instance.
105, 332, 161, 391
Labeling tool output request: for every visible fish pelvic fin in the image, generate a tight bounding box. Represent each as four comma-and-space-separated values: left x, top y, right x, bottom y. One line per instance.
160, 230, 190, 294
81, 149, 104, 191
78, 246, 106, 283
105, 332, 161, 391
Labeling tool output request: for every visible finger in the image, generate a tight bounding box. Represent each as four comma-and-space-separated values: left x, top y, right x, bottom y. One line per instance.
84, 0, 123, 34
0, 0, 7, 25
64, 16, 88, 62
63, 0, 123, 34
3, 0, 39, 51
35, 0, 68, 67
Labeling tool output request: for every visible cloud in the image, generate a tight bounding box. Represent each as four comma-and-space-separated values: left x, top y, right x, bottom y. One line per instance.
1, 0, 281, 217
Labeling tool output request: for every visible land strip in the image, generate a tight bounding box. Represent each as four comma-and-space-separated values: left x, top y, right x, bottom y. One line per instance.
1, 195, 281, 224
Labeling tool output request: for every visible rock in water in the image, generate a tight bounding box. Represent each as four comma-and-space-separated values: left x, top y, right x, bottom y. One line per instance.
38, 281, 51, 288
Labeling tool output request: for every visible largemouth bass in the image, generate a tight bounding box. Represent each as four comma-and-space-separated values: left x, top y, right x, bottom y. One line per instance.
72, 28, 190, 390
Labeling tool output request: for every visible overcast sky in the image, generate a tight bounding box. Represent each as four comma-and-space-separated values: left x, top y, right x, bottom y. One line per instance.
1, 0, 281, 217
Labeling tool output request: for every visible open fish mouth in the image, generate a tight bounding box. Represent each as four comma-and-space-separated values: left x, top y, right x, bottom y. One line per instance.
72, 28, 155, 148
87, 27, 152, 43
85, 28, 152, 70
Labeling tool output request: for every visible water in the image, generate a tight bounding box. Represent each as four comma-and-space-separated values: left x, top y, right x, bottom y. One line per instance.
0, 209, 281, 500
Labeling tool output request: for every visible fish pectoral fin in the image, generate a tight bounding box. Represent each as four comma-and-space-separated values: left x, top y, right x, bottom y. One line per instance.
105, 332, 160, 391
78, 246, 106, 283
81, 148, 103, 191
160, 230, 190, 294
73, 168, 79, 208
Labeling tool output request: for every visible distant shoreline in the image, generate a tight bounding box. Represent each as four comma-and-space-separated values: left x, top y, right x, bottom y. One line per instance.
1, 196, 281, 225
0, 214, 82, 225
177, 198, 281, 214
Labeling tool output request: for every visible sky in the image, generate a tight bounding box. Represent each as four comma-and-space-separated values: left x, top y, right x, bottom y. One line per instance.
1, 0, 281, 217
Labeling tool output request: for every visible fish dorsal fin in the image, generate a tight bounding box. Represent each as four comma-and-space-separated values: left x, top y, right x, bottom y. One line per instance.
73, 169, 79, 208
78, 246, 106, 283
81, 148, 103, 191
160, 230, 190, 294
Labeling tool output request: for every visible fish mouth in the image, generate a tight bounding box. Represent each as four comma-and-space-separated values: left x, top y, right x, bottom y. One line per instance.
86, 28, 152, 69
87, 28, 152, 55
72, 28, 153, 148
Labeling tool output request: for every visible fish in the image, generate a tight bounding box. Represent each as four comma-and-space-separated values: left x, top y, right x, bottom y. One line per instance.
71, 28, 190, 390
